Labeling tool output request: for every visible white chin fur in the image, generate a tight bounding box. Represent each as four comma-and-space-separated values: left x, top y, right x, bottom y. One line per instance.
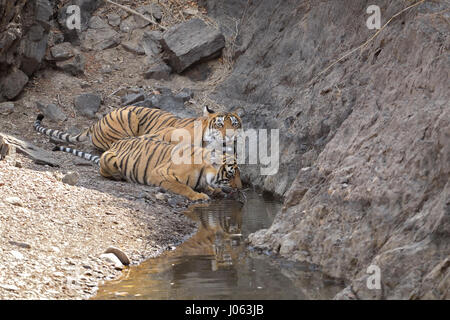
205, 172, 215, 185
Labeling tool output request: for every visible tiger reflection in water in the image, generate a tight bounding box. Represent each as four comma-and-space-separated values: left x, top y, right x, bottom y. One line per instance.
155, 200, 244, 271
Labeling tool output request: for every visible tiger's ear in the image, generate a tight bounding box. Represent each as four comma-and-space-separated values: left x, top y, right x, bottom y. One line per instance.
231, 106, 244, 118
203, 105, 215, 116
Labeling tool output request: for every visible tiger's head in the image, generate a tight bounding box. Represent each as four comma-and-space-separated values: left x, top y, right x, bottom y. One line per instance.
210, 152, 242, 190
203, 106, 242, 151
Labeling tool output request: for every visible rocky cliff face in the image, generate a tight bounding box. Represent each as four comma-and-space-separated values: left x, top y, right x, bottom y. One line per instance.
0, 0, 54, 101
204, 0, 449, 299
0, 0, 106, 101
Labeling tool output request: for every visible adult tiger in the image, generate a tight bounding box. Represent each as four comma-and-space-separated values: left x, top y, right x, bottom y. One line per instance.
34, 105, 242, 152
52, 135, 240, 201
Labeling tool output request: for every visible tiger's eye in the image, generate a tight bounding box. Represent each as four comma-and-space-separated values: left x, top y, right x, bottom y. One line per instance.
229, 116, 241, 128
215, 117, 225, 128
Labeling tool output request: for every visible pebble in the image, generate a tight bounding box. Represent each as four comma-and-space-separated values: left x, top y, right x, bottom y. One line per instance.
9, 241, 31, 249
100, 253, 124, 270
10, 250, 24, 260
155, 192, 166, 201
0, 284, 19, 291
0, 102, 14, 115
62, 172, 79, 186
51, 246, 60, 253
104, 247, 130, 266
4, 197, 23, 206
107, 13, 121, 27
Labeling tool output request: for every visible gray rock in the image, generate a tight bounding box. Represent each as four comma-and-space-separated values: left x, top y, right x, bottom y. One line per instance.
0, 0, 50, 101
50, 42, 75, 61
34, 0, 53, 27
104, 247, 130, 266
62, 172, 79, 185
119, 16, 137, 33
57, 0, 105, 44
82, 27, 121, 51
142, 30, 163, 57
122, 41, 145, 55
73, 93, 101, 118
160, 18, 225, 73
153, 86, 173, 96
0, 69, 29, 100
0, 102, 14, 115
88, 16, 109, 29
19, 0, 52, 75
47, 31, 65, 47
107, 13, 121, 27
121, 29, 146, 55
56, 54, 85, 76
151, 94, 196, 118
143, 61, 172, 80
175, 88, 194, 102
20, 29, 49, 75
27, 24, 45, 42
36, 102, 67, 122
121, 92, 145, 106
134, 4, 163, 28
99, 253, 123, 270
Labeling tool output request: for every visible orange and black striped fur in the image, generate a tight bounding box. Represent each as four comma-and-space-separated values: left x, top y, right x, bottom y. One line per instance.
53, 135, 240, 201
34, 105, 242, 152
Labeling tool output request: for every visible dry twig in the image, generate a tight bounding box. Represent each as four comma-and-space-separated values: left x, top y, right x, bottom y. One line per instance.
105, 0, 167, 30
315, 0, 425, 79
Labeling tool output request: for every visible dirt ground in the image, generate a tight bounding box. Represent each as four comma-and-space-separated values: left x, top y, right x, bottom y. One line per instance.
0, 0, 234, 299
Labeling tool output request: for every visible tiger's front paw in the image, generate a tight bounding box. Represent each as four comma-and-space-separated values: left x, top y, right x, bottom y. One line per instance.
190, 192, 210, 201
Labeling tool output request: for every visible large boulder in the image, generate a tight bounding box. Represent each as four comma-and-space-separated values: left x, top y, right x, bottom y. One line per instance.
160, 18, 225, 73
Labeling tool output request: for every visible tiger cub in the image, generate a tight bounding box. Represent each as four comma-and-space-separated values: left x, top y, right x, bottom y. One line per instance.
53, 135, 239, 201
34, 105, 242, 152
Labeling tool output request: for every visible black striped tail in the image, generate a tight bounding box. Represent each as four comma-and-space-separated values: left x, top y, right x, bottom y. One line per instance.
52, 145, 100, 165
34, 114, 88, 144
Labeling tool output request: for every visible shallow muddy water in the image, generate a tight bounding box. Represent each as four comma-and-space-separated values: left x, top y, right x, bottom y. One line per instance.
94, 191, 345, 299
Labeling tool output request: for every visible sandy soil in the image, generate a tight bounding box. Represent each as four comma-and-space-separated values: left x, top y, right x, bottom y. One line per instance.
0, 153, 197, 299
